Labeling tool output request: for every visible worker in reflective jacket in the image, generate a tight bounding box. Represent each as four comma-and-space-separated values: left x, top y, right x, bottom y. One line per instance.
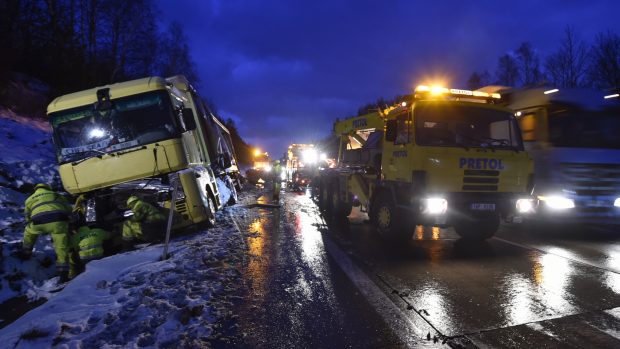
71, 226, 109, 263
122, 196, 166, 250
22, 183, 73, 282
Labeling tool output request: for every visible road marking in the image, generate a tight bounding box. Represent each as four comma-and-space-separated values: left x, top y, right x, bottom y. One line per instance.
493, 237, 620, 275
322, 236, 437, 348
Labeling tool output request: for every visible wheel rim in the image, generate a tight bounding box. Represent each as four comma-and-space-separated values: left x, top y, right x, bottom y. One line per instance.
377, 206, 391, 229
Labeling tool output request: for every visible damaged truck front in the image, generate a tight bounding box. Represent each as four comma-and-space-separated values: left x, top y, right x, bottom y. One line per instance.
47, 76, 231, 234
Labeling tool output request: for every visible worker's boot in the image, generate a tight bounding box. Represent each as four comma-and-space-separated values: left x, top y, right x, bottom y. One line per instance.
58, 269, 69, 283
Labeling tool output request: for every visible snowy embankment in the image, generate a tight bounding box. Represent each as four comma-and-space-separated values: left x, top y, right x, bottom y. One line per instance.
0, 112, 61, 305
0, 210, 246, 348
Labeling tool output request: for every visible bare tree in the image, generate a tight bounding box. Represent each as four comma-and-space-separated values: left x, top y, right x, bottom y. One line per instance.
467, 70, 491, 90
545, 26, 589, 88
516, 42, 542, 86
158, 22, 199, 84
495, 54, 520, 86
588, 30, 620, 90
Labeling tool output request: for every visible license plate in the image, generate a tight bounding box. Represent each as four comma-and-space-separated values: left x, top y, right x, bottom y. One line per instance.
470, 203, 495, 211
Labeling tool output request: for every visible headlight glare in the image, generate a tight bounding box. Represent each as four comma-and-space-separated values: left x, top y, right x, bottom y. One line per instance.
516, 199, 534, 213
423, 197, 447, 215
540, 195, 574, 210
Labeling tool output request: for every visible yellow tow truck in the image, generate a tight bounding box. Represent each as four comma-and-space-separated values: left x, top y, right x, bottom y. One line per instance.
47, 75, 234, 232
318, 85, 535, 240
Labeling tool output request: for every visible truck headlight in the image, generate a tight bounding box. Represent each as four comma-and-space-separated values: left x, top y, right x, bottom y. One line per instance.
539, 195, 574, 210
423, 197, 447, 215
516, 199, 534, 213
615, 198, 620, 207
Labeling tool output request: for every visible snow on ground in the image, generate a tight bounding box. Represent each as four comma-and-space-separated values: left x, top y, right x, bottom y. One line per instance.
0, 207, 247, 348
217, 177, 232, 205
0, 112, 63, 304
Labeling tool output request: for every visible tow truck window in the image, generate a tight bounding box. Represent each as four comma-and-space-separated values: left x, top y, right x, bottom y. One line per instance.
49, 90, 180, 163
414, 103, 523, 150
395, 114, 410, 145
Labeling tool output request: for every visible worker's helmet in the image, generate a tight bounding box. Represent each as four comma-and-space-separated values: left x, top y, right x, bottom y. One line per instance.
34, 183, 52, 191
126, 196, 140, 207
275, 160, 280, 165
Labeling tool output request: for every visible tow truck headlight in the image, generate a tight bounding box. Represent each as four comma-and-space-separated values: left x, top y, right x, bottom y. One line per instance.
423, 197, 447, 215
539, 196, 574, 210
516, 199, 535, 213
614, 198, 620, 207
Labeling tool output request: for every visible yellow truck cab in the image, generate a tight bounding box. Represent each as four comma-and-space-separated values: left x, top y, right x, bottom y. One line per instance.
47, 76, 226, 232
319, 85, 535, 240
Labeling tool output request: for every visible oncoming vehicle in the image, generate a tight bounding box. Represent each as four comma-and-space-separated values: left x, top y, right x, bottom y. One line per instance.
47, 75, 236, 234
503, 87, 620, 228
291, 170, 313, 191
318, 85, 534, 241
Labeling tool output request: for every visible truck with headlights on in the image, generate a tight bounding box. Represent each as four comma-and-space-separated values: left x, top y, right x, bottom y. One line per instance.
47, 75, 236, 234
317, 85, 535, 240
501, 86, 620, 228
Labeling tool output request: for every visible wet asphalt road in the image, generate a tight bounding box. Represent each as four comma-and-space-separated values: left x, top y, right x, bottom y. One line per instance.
228, 187, 620, 348
227, 189, 403, 348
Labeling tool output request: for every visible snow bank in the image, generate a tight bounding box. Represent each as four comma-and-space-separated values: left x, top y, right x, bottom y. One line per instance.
0, 215, 246, 348
217, 177, 232, 205
0, 111, 62, 306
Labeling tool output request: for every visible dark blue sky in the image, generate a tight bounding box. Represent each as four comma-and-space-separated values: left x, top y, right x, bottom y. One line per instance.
157, 0, 620, 157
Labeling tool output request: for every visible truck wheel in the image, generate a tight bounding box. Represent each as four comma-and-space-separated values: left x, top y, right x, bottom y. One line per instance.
330, 181, 352, 220
453, 215, 499, 241
205, 194, 216, 228
372, 194, 412, 241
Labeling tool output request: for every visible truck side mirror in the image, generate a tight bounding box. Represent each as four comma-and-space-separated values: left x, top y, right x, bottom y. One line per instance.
385, 119, 397, 142
180, 108, 197, 131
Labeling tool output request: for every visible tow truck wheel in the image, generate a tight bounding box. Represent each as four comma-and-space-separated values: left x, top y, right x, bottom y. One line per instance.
205, 194, 216, 228
373, 194, 412, 241
453, 215, 499, 240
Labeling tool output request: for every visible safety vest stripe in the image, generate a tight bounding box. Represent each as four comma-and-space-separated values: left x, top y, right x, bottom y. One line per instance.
80, 244, 102, 251
30, 200, 69, 213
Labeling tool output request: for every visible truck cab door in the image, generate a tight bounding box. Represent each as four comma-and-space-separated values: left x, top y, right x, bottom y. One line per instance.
383, 113, 412, 182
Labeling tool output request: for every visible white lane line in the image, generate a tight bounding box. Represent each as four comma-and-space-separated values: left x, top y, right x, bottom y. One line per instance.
493, 237, 620, 275
322, 237, 434, 348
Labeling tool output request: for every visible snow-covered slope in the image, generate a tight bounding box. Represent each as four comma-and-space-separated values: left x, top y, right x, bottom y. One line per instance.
0, 208, 246, 348
0, 111, 61, 307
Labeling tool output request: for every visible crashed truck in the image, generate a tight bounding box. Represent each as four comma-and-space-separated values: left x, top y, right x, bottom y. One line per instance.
499, 86, 620, 228
318, 85, 535, 241
46, 75, 240, 235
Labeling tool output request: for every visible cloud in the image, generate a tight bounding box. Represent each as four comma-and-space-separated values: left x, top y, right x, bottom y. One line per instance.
157, 0, 620, 155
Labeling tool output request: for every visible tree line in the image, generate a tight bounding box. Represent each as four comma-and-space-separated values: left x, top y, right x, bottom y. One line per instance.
468, 26, 620, 91
0, 0, 198, 98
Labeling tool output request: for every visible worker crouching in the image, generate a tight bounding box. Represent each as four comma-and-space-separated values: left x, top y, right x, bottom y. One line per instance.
122, 196, 166, 250
22, 183, 73, 282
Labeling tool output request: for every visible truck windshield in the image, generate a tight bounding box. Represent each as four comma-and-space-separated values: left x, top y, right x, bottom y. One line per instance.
548, 109, 620, 149
414, 103, 523, 150
49, 90, 179, 163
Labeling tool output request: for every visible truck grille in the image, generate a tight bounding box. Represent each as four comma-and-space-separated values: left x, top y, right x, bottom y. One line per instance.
175, 200, 188, 214
462, 170, 498, 191
561, 163, 620, 196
